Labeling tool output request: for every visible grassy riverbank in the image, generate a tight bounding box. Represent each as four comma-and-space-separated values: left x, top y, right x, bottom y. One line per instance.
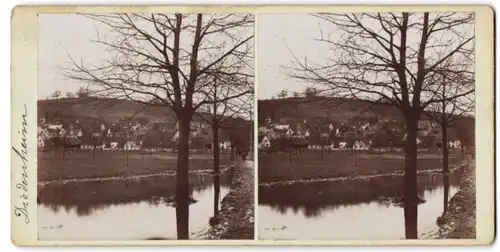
38, 151, 232, 182
207, 161, 254, 240
436, 158, 476, 239
259, 150, 462, 183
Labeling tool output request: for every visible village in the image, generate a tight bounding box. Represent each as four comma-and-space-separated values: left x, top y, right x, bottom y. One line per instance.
37, 116, 236, 153
258, 116, 465, 153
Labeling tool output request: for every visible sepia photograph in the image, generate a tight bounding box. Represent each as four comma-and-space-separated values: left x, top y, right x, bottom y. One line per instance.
10, 5, 494, 246
257, 12, 477, 240
36, 13, 254, 240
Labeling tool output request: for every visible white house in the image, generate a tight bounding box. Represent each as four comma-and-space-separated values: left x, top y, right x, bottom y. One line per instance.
58, 128, 67, 137
258, 135, 271, 149
110, 142, 119, 149
402, 133, 424, 144
361, 123, 370, 130
37, 135, 45, 148
449, 140, 461, 148
266, 128, 277, 140
37, 126, 43, 135
329, 124, 334, 132
339, 142, 347, 149
220, 141, 231, 150
47, 124, 63, 130
273, 124, 290, 130
353, 140, 370, 150
125, 140, 139, 150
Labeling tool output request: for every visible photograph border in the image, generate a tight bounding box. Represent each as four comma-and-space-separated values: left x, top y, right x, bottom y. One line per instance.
11, 5, 494, 246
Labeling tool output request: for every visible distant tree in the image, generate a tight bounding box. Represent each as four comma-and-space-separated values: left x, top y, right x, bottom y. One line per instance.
51, 90, 61, 99
292, 92, 300, 98
425, 56, 474, 172
278, 90, 288, 99
196, 65, 252, 174
304, 87, 318, 97
66, 92, 74, 98
76, 87, 90, 98
455, 117, 475, 151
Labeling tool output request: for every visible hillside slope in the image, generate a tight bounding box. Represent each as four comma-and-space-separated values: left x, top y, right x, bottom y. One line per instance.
257, 96, 475, 144
257, 96, 403, 125
38, 97, 175, 123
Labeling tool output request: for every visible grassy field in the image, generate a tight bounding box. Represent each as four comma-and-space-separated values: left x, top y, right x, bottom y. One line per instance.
38, 150, 233, 182
258, 150, 463, 183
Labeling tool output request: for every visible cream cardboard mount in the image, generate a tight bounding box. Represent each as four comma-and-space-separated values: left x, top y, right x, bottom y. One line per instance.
11, 5, 495, 246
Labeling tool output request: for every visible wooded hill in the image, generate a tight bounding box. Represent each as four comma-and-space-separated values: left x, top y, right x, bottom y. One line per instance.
258, 96, 475, 144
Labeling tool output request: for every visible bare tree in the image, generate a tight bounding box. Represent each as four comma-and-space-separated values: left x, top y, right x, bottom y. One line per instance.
196, 61, 253, 171
51, 90, 62, 99
425, 55, 474, 173
278, 89, 288, 99
292, 91, 300, 98
195, 68, 253, 219
304, 87, 319, 97
65, 92, 74, 98
64, 13, 253, 239
76, 87, 91, 98
287, 12, 474, 239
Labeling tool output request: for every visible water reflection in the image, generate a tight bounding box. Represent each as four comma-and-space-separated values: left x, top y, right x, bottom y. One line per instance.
259, 167, 463, 240
38, 172, 231, 240
443, 175, 450, 213
213, 175, 221, 217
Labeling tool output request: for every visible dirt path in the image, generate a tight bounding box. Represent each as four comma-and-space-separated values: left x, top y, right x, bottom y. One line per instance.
432, 157, 476, 239
206, 161, 254, 240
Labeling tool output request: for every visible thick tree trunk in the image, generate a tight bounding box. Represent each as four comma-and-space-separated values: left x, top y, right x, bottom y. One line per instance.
213, 125, 220, 174
441, 122, 449, 174
403, 115, 419, 239
176, 118, 191, 240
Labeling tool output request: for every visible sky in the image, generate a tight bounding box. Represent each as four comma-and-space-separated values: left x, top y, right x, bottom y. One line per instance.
38, 14, 109, 99
257, 14, 328, 100
37, 14, 254, 103
257, 13, 475, 101
39, 13, 474, 105
38, 13, 307, 101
